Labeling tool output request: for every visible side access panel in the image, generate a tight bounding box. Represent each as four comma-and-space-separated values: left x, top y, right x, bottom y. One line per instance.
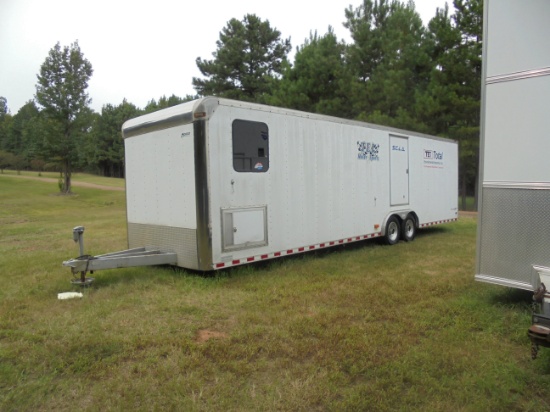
221, 206, 268, 252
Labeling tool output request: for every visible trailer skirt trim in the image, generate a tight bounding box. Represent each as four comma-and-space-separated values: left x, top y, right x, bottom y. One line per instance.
128, 223, 199, 269
475, 274, 533, 291
214, 232, 381, 268
419, 218, 457, 228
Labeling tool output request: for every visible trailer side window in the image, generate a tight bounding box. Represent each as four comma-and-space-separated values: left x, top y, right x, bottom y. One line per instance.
232, 119, 269, 173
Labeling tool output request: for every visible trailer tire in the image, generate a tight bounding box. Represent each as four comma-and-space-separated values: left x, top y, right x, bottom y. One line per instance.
402, 215, 417, 242
384, 216, 401, 245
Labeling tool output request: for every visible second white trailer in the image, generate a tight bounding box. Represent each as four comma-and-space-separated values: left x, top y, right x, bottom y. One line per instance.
474, 0, 550, 357
476, 0, 550, 291
116, 97, 458, 271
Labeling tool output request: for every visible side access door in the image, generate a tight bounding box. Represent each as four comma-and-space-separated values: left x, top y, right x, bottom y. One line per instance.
390, 135, 409, 206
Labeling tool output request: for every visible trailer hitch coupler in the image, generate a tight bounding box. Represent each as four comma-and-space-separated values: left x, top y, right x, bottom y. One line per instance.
72, 226, 85, 260
73, 226, 85, 242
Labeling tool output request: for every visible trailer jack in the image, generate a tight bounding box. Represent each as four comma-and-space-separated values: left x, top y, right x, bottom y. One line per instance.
62, 226, 178, 286
528, 283, 550, 359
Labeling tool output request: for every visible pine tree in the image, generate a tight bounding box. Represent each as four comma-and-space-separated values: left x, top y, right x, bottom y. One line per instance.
268, 28, 352, 118
344, 0, 431, 128
84, 100, 139, 177
418, 0, 482, 208
193, 14, 291, 102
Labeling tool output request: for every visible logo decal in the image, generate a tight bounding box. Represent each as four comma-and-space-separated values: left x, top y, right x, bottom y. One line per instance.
357, 141, 380, 161
254, 162, 264, 171
423, 150, 444, 168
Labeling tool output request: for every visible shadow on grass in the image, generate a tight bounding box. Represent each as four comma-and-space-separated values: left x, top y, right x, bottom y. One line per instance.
490, 287, 533, 305
81, 264, 188, 288
207, 236, 386, 278
217, 224, 453, 275
80, 225, 455, 287
414, 226, 450, 239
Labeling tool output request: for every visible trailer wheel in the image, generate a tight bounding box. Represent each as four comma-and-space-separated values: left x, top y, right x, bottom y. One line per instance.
384, 216, 401, 245
402, 215, 417, 242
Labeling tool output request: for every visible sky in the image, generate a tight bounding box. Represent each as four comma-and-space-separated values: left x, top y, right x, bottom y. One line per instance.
0, 0, 452, 114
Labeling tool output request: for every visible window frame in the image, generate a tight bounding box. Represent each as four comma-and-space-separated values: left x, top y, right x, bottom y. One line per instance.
231, 119, 269, 173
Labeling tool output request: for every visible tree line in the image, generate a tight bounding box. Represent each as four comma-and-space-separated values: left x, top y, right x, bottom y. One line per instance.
0, 0, 481, 207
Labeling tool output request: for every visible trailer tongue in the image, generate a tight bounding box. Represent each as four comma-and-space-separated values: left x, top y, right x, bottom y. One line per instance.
62, 226, 177, 285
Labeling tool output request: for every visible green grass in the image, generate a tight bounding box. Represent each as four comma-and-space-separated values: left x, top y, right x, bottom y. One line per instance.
1, 174, 550, 411
459, 196, 477, 211
0, 169, 125, 188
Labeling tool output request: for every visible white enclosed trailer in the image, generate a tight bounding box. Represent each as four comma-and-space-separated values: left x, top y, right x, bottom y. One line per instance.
115, 97, 457, 271
475, 0, 550, 357
476, 0, 550, 290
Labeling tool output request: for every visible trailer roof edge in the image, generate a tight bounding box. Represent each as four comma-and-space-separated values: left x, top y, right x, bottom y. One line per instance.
121, 96, 457, 144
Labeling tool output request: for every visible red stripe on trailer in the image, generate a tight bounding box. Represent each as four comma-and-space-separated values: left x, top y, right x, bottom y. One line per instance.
420, 218, 457, 228
214, 231, 385, 269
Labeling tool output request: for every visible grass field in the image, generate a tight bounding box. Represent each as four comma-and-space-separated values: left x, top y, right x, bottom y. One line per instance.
0, 169, 125, 189
1, 173, 550, 411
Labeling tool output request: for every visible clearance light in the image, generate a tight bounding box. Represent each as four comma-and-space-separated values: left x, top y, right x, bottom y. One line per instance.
374, 224, 380, 230
194, 111, 206, 119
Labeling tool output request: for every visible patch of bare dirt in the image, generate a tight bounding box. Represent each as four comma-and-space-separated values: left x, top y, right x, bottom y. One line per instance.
1, 174, 124, 191
459, 211, 478, 218
195, 329, 229, 343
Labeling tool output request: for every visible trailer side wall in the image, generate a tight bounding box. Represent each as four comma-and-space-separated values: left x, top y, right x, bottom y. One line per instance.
207, 102, 458, 268
476, 0, 550, 290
